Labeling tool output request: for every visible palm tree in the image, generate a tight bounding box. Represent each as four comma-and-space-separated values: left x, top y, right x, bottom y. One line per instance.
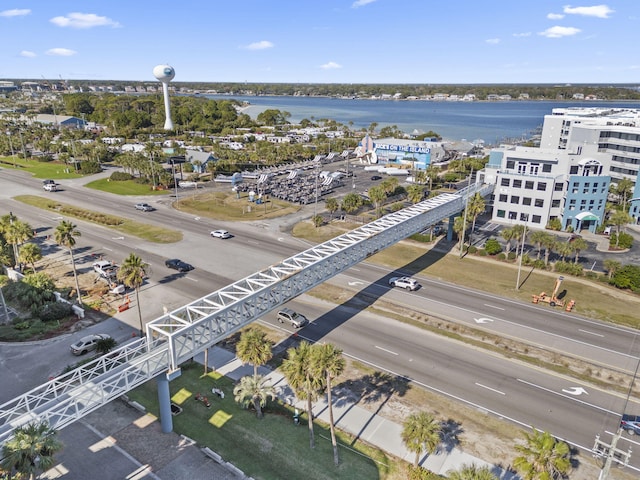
368, 185, 387, 216
117, 253, 148, 336
3, 218, 33, 267
233, 374, 276, 419
555, 240, 574, 262
614, 178, 634, 211
570, 237, 588, 263
1, 420, 63, 480
406, 184, 425, 204
281, 340, 324, 449
54, 220, 82, 304
313, 343, 346, 466
528, 230, 553, 261
401, 411, 442, 467
603, 259, 621, 280
325, 197, 339, 221
513, 429, 571, 480
19, 242, 42, 273
447, 463, 499, 480
542, 236, 557, 266
610, 210, 632, 248
500, 227, 515, 254
236, 327, 273, 378
467, 193, 486, 246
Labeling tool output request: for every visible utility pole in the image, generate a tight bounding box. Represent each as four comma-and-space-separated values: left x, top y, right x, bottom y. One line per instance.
516, 216, 528, 290
458, 168, 473, 258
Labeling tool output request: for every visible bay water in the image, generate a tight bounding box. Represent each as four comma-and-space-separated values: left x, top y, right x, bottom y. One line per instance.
205, 94, 640, 144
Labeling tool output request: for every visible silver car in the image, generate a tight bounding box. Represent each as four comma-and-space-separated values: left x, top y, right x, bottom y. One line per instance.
70, 333, 112, 356
277, 308, 308, 328
389, 276, 420, 291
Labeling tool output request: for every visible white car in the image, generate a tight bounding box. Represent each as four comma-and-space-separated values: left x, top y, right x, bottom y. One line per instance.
135, 203, 154, 211
389, 276, 420, 291
211, 229, 231, 239
70, 333, 112, 356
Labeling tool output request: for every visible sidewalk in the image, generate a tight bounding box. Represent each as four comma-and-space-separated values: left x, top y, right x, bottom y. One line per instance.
197, 346, 518, 478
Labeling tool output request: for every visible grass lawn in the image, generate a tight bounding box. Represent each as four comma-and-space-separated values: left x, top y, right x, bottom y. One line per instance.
15, 195, 182, 244
0, 157, 85, 179
127, 363, 396, 480
85, 178, 172, 196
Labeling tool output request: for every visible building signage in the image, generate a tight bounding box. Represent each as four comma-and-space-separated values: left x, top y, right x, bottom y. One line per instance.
375, 143, 430, 154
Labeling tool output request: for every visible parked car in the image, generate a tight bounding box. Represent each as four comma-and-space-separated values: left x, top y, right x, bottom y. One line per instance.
165, 258, 194, 272
371, 175, 382, 181
135, 203, 154, 212
70, 333, 112, 356
277, 308, 308, 328
211, 229, 231, 239
389, 276, 420, 291
621, 414, 640, 435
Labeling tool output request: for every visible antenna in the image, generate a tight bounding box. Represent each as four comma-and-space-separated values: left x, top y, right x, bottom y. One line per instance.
153, 64, 175, 130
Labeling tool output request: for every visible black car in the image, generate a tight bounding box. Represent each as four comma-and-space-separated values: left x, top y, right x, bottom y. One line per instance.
165, 259, 194, 272
371, 175, 382, 181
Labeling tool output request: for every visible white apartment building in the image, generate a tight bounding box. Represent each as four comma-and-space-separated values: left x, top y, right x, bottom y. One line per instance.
483, 106, 640, 232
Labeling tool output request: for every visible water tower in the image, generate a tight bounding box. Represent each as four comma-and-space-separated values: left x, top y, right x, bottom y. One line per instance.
153, 64, 175, 130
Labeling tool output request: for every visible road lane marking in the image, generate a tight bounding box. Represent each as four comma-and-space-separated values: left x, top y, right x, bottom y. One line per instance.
185, 277, 198, 282
578, 329, 604, 337
475, 383, 505, 395
374, 345, 398, 356
517, 378, 616, 415
484, 304, 505, 310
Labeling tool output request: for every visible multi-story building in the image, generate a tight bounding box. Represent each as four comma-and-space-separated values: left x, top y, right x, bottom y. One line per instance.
483, 107, 640, 231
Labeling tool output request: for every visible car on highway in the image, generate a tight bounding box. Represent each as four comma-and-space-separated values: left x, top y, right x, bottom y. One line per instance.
70, 333, 112, 356
277, 308, 308, 328
389, 276, 420, 291
165, 258, 194, 272
135, 203, 154, 211
43, 182, 58, 192
621, 414, 640, 435
210, 229, 231, 239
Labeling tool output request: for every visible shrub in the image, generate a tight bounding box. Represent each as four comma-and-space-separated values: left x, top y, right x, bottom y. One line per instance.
467, 245, 477, 254
110, 171, 134, 181
507, 251, 517, 261
497, 253, 506, 261
477, 249, 488, 256
36, 155, 54, 163
79, 160, 102, 174
390, 202, 404, 212
37, 302, 73, 322
484, 238, 502, 255
554, 261, 584, 276
610, 265, 640, 292
546, 218, 562, 231
409, 233, 432, 243
609, 232, 633, 249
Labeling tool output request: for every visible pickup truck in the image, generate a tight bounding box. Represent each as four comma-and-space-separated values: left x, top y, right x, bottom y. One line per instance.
43, 182, 57, 192
93, 260, 118, 279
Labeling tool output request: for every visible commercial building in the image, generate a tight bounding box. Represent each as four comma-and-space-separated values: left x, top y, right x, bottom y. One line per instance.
483, 107, 640, 232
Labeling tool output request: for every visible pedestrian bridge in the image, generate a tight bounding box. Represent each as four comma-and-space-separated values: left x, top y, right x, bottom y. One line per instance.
0, 183, 493, 444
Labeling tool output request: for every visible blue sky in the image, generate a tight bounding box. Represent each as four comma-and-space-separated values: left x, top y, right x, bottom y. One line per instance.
0, 1, 637, 84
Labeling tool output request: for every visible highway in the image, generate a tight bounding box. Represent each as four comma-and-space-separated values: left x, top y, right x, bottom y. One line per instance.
2, 168, 640, 474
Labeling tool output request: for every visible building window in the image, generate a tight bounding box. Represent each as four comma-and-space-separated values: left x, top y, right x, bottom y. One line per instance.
523, 197, 532, 206
537, 182, 547, 191
570, 166, 579, 174
501, 178, 510, 186
518, 164, 527, 174
513, 179, 522, 188
508, 211, 517, 220
552, 199, 560, 207
497, 209, 505, 218
520, 213, 529, 221
510, 196, 520, 204
542, 164, 552, 173
525, 181, 534, 189
530, 164, 539, 175
532, 215, 541, 223
506, 160, 515, 169
535, 199, 544, 207
554, 182, 563, 192
499, 194, 508, 202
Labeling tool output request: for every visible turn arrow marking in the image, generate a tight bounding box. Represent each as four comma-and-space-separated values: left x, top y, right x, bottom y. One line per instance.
348, 281, 364, 286
474, 317, 494, 324
562, 386, 589, 396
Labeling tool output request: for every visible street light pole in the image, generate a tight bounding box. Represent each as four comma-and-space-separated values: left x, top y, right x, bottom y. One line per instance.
171, 159, 179, 207
516, 216, 528, 290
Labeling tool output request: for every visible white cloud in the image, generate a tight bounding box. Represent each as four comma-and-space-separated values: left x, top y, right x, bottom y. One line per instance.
50, 12, 121, 29
352, 0, 376, 8
0, 9, 30, 17
46, 48, 77, 57
513, 32, 531, 37
563, 5, 614, 18
243, 40, 274, 50
20, 50, 36, 58
539, 26, 581, 38
485, 38, 501, 44
547, 13, 565, 19
320, 61, 342, 70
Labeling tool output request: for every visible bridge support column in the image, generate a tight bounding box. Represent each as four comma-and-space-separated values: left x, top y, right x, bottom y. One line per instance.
157, 369, 181, 433
157, 374, 173, 433
447, 215, 456, 242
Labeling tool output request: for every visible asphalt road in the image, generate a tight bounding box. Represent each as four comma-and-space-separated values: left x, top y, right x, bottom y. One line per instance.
2, 168, 640, 475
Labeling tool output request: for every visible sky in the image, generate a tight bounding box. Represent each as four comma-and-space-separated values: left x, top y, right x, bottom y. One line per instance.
0, 1, 638, 84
